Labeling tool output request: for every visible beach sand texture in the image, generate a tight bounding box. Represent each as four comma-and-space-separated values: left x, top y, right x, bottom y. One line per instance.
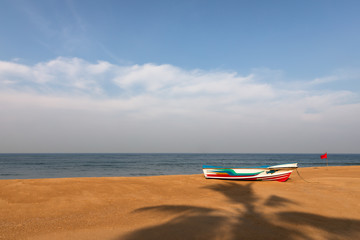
1, 166, 360, 240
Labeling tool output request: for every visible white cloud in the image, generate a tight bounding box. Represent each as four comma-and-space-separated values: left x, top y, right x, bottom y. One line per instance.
0, 61, 32, 79
309, 68, 360, 86
310, 75, 340, 85
0, 57, 359, 153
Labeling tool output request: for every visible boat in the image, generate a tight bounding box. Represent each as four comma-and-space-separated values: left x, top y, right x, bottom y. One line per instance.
202, 163, 298, 182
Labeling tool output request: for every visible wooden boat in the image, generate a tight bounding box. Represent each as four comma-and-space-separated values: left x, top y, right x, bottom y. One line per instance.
202, 163, 298, 182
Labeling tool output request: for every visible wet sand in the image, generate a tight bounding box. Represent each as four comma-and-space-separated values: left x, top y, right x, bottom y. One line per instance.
1, 166, 360, 240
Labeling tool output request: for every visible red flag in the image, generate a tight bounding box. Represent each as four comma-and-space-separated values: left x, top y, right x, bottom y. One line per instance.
320, 153, 327, 159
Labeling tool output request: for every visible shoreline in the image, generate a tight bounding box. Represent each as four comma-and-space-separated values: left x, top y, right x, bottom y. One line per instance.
1, 165, 359, 181
1, 166, 360, 239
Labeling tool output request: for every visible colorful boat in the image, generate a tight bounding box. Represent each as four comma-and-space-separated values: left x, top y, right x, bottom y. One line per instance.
202, 163, 298, 182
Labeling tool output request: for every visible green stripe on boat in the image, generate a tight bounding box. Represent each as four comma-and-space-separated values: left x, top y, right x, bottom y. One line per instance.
210, 169, 264, 176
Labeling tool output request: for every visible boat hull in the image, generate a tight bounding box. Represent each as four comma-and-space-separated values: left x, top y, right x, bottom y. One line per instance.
202, 164, 297, 182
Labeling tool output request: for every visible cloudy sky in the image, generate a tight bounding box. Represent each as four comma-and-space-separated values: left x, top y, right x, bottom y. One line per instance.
1, 0, 359, 153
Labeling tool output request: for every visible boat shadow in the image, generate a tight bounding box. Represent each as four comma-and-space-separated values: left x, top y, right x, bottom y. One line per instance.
119, 182, 360, 240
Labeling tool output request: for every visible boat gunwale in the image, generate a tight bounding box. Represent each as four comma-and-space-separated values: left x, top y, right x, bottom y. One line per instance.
202, 168, 298, 171
202, 163, 298, 170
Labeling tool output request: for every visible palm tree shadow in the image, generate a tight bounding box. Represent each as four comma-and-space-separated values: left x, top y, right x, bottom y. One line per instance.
119, 182, 360, 240
203, 182, 308, 240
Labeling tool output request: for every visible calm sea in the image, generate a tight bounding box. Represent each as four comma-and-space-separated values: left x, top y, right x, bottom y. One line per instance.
0, 153, 359, 180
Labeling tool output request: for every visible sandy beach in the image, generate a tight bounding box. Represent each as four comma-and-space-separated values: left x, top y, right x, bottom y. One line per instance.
1, 166, 359, 240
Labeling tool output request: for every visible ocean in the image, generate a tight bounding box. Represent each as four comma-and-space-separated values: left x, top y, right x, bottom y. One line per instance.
1, 153, 359, 180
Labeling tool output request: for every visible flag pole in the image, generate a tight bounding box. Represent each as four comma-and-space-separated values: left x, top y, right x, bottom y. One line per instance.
320, 152, 328, 168
325, 152, 328, 168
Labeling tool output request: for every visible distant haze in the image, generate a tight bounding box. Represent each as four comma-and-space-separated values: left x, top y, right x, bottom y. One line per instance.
1, 58, 359, 153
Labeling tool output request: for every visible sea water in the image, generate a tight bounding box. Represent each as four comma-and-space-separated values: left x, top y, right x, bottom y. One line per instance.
0, 153, 359, 179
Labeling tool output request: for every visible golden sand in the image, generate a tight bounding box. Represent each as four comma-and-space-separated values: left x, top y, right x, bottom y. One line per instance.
1, 166, 360, 240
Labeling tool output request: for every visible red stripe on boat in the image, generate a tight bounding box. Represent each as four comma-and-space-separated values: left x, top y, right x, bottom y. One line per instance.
205, 172, 292, 182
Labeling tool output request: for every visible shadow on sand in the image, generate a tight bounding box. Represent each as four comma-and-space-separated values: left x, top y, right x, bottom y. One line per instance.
120, 182, 360, 240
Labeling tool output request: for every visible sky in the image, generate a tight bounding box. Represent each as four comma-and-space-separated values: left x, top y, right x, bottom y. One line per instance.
0, 0, 360, 153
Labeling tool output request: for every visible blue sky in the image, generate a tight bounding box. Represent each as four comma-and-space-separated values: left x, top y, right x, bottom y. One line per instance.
1, 0, 360, 153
